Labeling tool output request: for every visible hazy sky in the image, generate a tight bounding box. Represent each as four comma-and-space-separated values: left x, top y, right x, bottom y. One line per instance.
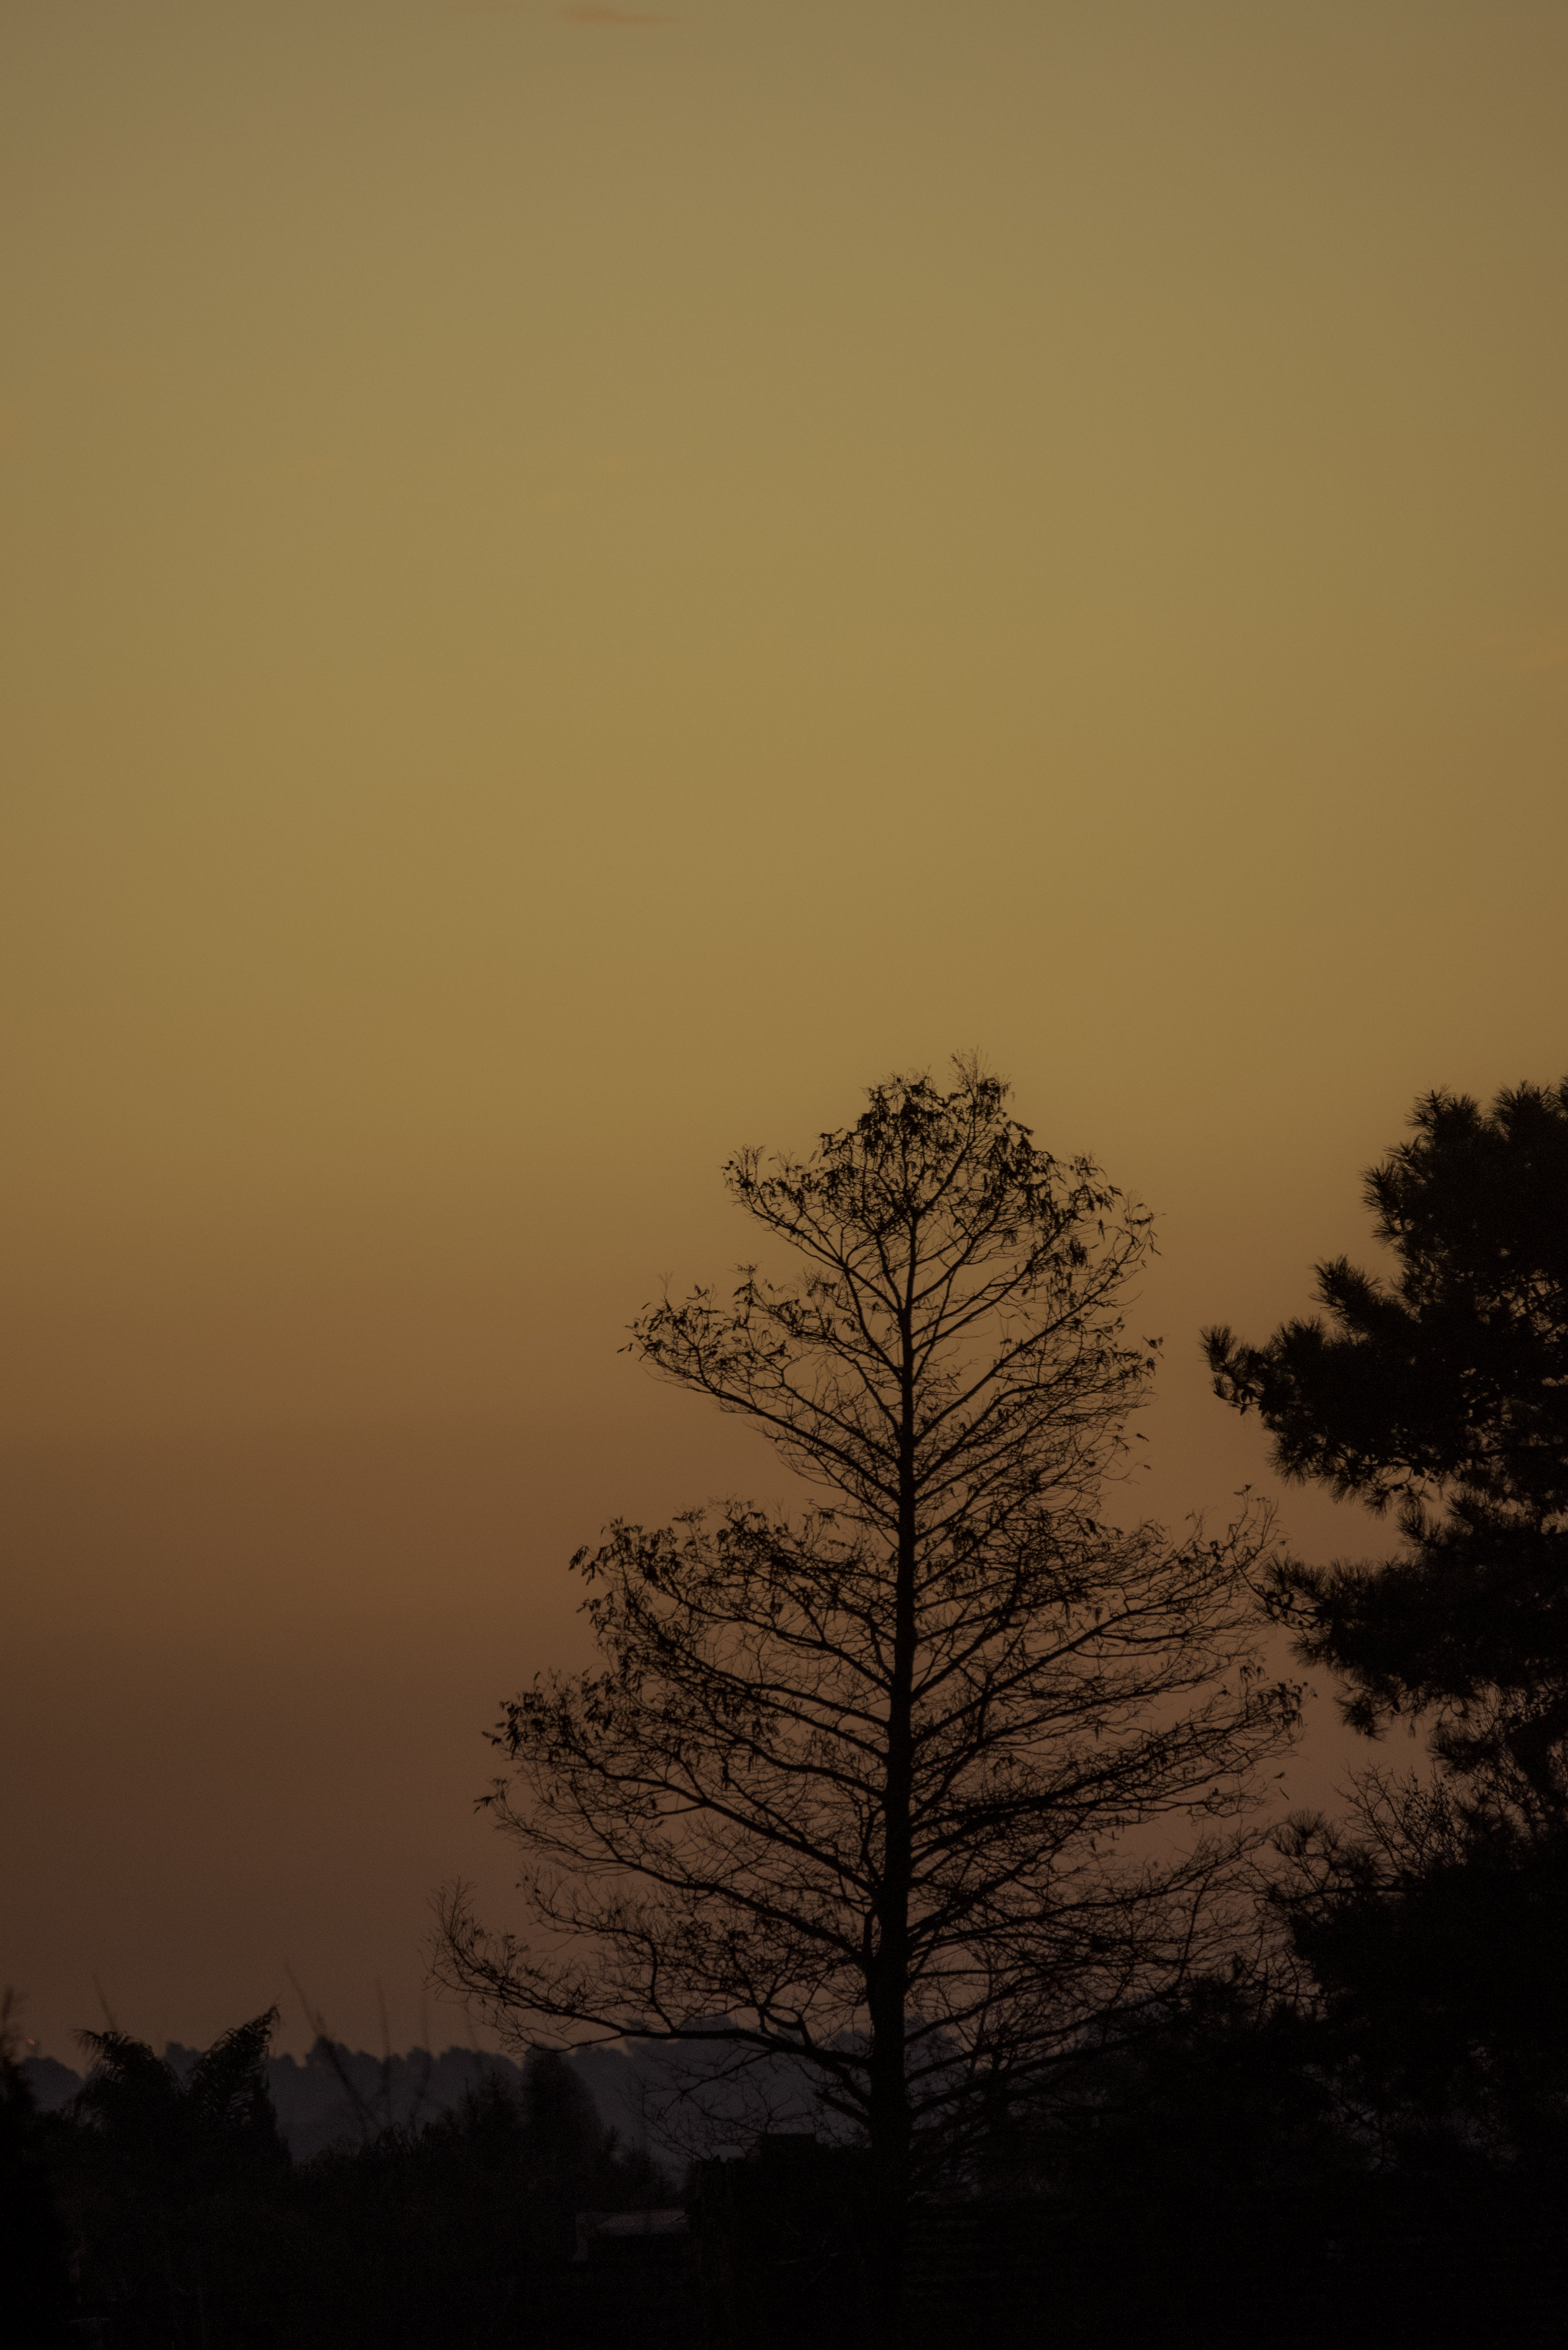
5, 0, 1566, 2058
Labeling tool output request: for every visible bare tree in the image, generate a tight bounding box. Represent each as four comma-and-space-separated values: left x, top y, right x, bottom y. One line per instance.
437, 1061, 1297, 2315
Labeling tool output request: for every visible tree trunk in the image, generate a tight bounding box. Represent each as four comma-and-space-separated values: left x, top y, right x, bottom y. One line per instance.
865, 1310, 919, 2342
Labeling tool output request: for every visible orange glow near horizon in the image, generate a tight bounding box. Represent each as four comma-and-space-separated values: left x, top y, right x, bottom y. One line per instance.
4, 0, 1567, 2059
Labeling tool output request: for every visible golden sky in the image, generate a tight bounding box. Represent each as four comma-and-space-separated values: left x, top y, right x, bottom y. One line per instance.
5, 0, 1567, 2058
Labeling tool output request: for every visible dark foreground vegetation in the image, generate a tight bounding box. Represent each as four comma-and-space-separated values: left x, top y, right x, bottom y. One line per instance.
9, 1068, 1568, 2347
9, 1981, 1568, 2350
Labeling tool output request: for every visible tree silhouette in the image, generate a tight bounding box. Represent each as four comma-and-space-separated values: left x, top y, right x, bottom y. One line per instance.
1269, 1781, 1568, 2168
1, 1996, 71, 2347
63, 2009, 290, 2347
75, 2009, 286, 2181
1207, 1079, 1568, 2169
438, 1061, 1298, 2325
1205, 1078, 1568, 1801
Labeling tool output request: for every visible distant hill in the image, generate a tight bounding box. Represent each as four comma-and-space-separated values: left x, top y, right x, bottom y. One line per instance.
26, 2041, 539, 2160
22, 2029, 817, 2161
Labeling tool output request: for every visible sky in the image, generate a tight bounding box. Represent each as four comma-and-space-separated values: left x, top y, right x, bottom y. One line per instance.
4, 0, 1567, 2060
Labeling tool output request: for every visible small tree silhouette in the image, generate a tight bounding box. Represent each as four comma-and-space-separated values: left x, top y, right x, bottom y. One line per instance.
76, 2009, 286, 2179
